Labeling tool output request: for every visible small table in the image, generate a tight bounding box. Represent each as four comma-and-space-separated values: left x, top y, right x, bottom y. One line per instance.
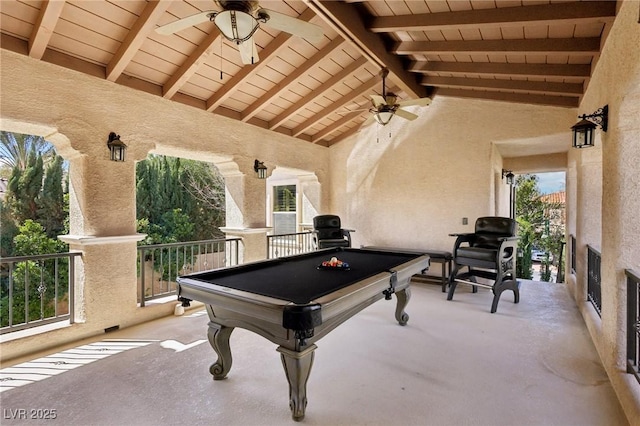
176, 247, 429, 421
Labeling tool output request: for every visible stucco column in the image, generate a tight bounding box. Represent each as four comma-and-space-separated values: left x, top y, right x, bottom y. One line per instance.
217, 158, 269, 263
57, 129, 150, 329
298, 173, 321, 227
601, 89, 640, 369
574, 145, 603, 300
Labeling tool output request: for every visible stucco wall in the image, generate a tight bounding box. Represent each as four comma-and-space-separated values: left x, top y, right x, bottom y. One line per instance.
329, 96, 575, 252
0, 49, 331, 360
566, 0, 640, 422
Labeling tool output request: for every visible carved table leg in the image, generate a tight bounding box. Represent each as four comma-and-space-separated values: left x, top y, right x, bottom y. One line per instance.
395, 287, 411, 325
277, 344, 317, 421
207, 322, 234, 380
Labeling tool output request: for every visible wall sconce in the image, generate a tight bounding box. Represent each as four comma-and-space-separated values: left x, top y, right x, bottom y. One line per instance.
254, 159, 267, 179
502, 169, 514, 185
107, 132, 126, 162
571, 105, 608, 149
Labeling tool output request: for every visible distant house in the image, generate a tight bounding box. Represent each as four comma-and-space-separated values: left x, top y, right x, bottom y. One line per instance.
539, 190, 566, 231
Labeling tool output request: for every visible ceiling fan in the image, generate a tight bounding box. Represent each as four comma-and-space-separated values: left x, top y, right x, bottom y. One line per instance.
155, 1, 324, 65
364, 68, 431, 126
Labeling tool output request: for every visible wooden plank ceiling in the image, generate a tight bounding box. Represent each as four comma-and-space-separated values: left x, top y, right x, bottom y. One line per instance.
0, 0, 616, 147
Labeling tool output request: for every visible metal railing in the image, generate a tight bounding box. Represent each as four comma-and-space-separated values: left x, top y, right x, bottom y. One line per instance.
587, 245, 602, 317
626, 269, 640, 384
1, 252, 80, 334
137, 238, 240, 306
267, 231, 315, 259
570, 234, 576, 274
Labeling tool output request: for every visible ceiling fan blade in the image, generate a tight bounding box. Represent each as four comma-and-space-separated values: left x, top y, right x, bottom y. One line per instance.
398, 97, 432, 107
395, 108, 418, 121
155, 11, 214, 35
259, 9, 324, 43
238, 37, 259, 65
371, 95, 386, 107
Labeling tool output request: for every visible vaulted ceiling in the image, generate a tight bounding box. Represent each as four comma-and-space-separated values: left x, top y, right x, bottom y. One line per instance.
0, 1, 617, 147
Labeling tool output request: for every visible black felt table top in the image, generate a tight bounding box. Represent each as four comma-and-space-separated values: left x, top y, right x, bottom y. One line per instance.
181, 248, 420, 304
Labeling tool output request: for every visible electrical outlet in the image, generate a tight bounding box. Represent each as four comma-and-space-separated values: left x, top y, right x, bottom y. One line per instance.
462, 217, 468, 225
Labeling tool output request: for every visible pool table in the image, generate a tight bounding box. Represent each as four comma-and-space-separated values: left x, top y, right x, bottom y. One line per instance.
176, 247, 429, 421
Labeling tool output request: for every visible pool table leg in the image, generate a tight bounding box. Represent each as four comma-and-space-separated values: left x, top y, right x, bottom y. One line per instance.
395, 287, 411, 325
207, 322, 234, 380
277, 344, 317, 421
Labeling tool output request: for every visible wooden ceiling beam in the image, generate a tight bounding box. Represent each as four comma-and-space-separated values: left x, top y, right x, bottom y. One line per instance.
269, 56, 368, 130
207, 8, 317, 112
306, 0, 428, 99
292, 76, 378, 137
241, 37, 346, 122
311, 110, 362, 143
370, 1, 616, 33
434, 87, 579, 108
106, 0, 171, 82
421, 76, 584, 96
409, 61, 592, 78
164, 30, 221, 99
394, 38, 601, 55
29, 0, 66, 60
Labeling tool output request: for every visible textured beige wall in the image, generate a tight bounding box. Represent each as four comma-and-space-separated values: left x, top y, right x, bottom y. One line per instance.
329, 96, 575, 252
566, 0, 640, 421
0, 49, 330, 360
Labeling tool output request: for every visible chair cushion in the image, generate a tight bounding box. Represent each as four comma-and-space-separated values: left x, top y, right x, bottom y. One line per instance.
316, 229, 344, 239
456, 246, 497, 262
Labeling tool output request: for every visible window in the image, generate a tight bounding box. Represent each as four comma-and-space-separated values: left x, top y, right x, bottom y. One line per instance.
273, 185, 296, 212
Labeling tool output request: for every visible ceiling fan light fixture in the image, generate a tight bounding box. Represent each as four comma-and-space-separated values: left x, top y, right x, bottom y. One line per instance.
373, 110, 394, 126
213, 10, 260, 44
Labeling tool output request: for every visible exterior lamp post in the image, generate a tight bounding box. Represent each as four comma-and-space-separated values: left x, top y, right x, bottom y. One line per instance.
502, 169, 515, 219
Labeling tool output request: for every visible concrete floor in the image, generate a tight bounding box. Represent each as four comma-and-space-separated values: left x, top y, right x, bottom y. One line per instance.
0, 279, 629, 426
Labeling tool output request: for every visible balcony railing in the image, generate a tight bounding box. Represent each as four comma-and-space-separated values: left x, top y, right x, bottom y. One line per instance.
587, 245, 602, 317
137, 238, 240, 306
570, 234, 576, 274
1, 252, 80, 334
627, 269, 640, 384
267, 231, 315, 259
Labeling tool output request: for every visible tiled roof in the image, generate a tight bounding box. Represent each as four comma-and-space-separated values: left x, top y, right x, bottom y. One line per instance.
539, 191, 565, 205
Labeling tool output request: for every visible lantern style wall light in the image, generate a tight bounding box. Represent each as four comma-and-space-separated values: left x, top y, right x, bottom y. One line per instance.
107, 132, 127, 162
254, 159, 267, 179
502, 169, 514, 185
571, 105, 608, 148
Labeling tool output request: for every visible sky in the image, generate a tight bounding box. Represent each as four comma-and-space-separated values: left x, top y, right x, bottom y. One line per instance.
535, 172, 566, 195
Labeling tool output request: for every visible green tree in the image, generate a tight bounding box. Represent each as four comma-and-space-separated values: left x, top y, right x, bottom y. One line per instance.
136, 155, 225, 241
1, 133, 67, 256
0, 131, 55, 171
6, 148, 44, 223
1, 220, 69, 327
0, 199, 18, 256
514, 174, 545, 279
37, 154, 66, 238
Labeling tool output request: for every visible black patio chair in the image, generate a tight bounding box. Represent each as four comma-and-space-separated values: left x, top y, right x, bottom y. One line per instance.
447, 216, 519, 313
312, 215, 353, 249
